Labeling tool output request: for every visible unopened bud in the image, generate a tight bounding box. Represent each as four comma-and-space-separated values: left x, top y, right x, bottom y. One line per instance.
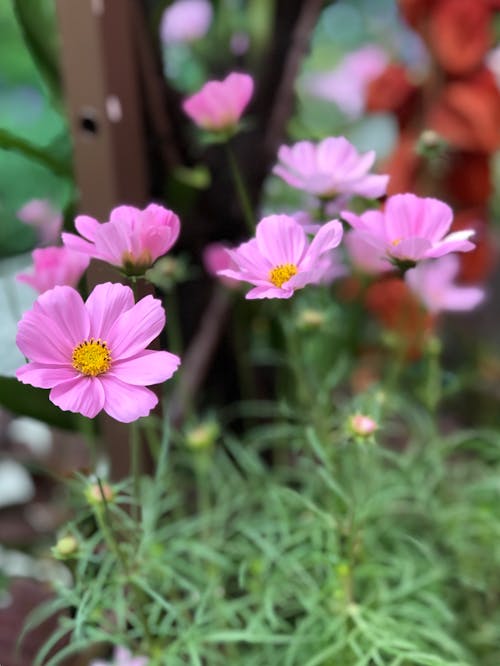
53, 535, 78, 558
297, 308, 326, 330
186, 421, 220, 450
349, 414, 378, 437
85, 482, 114, 505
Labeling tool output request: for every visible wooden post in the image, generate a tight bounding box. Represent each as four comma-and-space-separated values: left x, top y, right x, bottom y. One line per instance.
55, 0, 157, 477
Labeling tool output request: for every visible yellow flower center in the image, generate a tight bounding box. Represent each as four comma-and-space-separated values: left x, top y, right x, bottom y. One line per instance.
72, 338, 111, 376
269, 263, 298, 288
391, 238, 402, 247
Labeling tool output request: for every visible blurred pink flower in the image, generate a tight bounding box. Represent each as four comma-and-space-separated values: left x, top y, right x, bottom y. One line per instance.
342, 193, 475, 265
17, 247, 90, 294
203, 242, 240, 289
344, 231, 393, 275
405, 255, 485, 313
218, 214, 343, 299
183, 72, 254, 132
17, 199, 63, 246
273, 137, 389, 199
62, 204, 180, 275
91, 646, 148, 666
160, 0, 212, 44
304, 45, 389, 119
16, 283, 180, 422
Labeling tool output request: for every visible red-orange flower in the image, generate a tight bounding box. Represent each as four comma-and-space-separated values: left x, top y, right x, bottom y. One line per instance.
451, 209, 497, 283
428, 69, 500, 152
366, 64, 419, 127
428, 0, 492, 75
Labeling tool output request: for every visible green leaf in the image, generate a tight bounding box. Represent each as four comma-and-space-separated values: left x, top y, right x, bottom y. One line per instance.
0, 127, 71, 177
11, 0, 61, 101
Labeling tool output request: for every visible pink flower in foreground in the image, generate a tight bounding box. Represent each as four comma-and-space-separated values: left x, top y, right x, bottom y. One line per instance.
202, 242, 241, 289
17, 247, 90, 294
62, 204, 180, 275
16, 283, 180, 423
17, 199, 63, 246
304, 45, 389, 119
405, 255, 485, 314
183, 72, 254, 132
160, 0, 212, 44
273, 137, 389, 199
217, 214, 343, 299
91, 646, 148, 666
342, 193, 475, 266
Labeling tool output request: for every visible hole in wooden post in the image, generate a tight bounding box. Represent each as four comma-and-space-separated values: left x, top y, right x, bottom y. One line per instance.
79, 109, 99, 135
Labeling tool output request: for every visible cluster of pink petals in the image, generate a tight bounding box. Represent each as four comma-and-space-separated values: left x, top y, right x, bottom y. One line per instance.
16, 283, 180, 423
62, 204, 180, 274
273, 137, 389, 199
17, 199, 63, 246
342, 193, 475, 265
17, 247, 90, 294
217, 214, 343, 299
304, 45, 389, 119
160, 0, 212, 44
405, 255, 485, 314
91, 646, 148, 666
183, 72, 254, 132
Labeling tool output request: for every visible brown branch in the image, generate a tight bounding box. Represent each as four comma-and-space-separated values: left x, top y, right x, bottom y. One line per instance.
168, 286, 231, 427
264, 0, 325, 157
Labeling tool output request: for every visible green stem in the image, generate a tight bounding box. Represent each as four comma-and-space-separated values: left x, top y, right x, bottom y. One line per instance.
166, 284, 183, 356
131, 420, 141, 521
225, 144, 255, 233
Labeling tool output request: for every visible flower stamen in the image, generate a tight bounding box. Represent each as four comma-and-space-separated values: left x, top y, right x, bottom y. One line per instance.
269, 263, 298, 288
72, 338, 111, 376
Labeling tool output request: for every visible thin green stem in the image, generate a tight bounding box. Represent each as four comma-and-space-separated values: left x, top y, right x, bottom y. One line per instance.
131, 420, 141, 521
225, 144, 255, 233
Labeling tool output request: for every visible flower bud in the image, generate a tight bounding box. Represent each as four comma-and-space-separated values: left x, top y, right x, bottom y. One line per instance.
349, 414, 378, 437
185, 421, 220, 450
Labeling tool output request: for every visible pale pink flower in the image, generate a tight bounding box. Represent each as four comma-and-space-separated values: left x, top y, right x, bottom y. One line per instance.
202, 242, 240, 289
17, 247, 90, 294
304, 45, 389, 119
160, 0, 212, 44
62, 204, 180, 275
17, 199, 63, 246
217, 214, 343, 299
183, 72, 254, 132
344, 231, 393, 275
342, 193, 475, 265
350, 414, 378, 436
16, 283, 180, 423
273, 137, 389, 199
91, 646, 148, 666
405, 255, 485, 314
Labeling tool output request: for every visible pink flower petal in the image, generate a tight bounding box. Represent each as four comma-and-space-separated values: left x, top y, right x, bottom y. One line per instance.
389, 237, 432, 262
246, 285, 293, 299
85, 282, 135, 340
61, 231, 96, 256
75, 215, 101, 241
107, 295, 166, 360
17, 363, 77, 388
110, 350, 180, 385
50, 376, 105, 418
34, 285, 90, 346
17, 309, 74, 364
302, 220, 343, 267
100, 377, 158, 422
256, 215, 308, 266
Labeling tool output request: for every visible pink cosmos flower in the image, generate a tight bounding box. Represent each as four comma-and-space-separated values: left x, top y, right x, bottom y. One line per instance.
17, 247, 90, 294
16, 283, 180, 423
217, 214, 343, 299
304, 45, 389, 119
91, 646, 148, 666
342, 193, 475, 265
62, 204, 180, 275
160, 0, 212, 44
273, 137, 389, 199
182, 72, 254, 132
405, 255, 485, 314
17, 199, 63, 246
202, 242, 241, 289
344, 231, 393, 276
